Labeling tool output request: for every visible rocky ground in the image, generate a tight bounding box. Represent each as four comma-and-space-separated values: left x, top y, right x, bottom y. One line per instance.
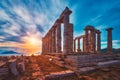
1, 55, 120, 80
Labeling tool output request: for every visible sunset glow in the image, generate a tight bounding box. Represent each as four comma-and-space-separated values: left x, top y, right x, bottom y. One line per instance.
25, 36, 40, 46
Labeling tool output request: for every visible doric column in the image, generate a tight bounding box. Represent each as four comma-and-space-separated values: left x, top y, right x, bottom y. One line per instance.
50, 32, 52, 53
97, 30, 101, 53
44, 37, 46, 53
48, 34, 50, 53
46, 35, 49, 53
106, 28, 113, 53
77, 38, 81, 52
85, 29, 89, 53
52, 30, 56, 53
92, 30, 96, 53
83, 36, 86, 53
56, 20, 61, 53
74, 39, 76, 52
42, 38, 44, 53
63, 23, 73, 54
63, 7, 73, 54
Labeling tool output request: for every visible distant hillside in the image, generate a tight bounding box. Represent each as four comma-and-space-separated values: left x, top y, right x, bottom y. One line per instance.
101, 48, 120, 53
0, 50, 21, 54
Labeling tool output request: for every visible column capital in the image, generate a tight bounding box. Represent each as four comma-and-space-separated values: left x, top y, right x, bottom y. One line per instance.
96, 30, 101, 34
106, 28, 113, 31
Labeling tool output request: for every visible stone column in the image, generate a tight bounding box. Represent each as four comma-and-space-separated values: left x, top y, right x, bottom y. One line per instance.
92, 30, 96, 53
97, 30, 101, 53
63, 13, 69, 54
77, 38, 81, 52
74, 39, 76, 52
106, 28, 113, 53
45, 36, 47, 53
63, 8, 73, 54
48, 34, 50, 53
50, 32, 52, 53
42, 38, 44, 54
47, 35, 49, 53
85, 29, 89, 53
83, 36, 86, 53
44, 37, 46, 53
52, 30, 56, 53
56, 21, 61, 53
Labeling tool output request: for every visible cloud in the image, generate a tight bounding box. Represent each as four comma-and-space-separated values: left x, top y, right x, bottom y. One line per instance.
0, 0, 120, 50
0, 0, 67, 45
101, 40, 120, 48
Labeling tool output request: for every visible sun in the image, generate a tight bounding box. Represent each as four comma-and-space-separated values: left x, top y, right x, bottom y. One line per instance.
22, 35, 40, 46
27, 37, 40, 46
29, 37, 38, 45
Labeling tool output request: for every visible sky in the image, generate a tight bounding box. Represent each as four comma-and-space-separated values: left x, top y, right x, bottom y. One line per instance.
0, 0, 120, 54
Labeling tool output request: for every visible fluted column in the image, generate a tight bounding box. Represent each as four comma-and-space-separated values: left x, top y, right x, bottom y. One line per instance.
85, 30, 89, 53
92, 30, 96, 53
56, 21, 61, 53
106, 28, 113, 53
48, 34, 50, 53
77, 38, 81, 52
74, 39, 76, 52
83, 36, 86, 53
47, 35, 49, 53
42, 38, 44, 53
49, 32, 52, 53
97, 30, 101, 53
63, 8, 73, 54
52, 30, 56, 53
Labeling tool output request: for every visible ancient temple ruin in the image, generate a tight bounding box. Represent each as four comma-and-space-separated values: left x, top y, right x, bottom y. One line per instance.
40, 7, 120, 74
42, 7, 113, 55
74, 25, 101, 54
42, 7, 73, 54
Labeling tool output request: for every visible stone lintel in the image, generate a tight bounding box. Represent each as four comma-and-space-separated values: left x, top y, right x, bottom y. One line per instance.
84, 25, 95, 30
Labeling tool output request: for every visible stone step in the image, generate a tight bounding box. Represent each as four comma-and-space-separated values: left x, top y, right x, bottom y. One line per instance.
77, 67, 97, 74
97, 60, 120, 67
45, 70, 74, 80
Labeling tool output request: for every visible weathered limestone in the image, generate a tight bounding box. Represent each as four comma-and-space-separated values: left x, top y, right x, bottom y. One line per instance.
106, 28, 113, 53
74, 39, 76, 52
85, 29, 89, 53
83, 36, 86, 53
63, 7, 73, 54
65, 54, 120, 71
50, 32, 52, 53
77, 38, 81, 52
92, 30, 96, 53
96, 30, 101, 53
56, 20, 61, 53
52, 29, 56, 53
